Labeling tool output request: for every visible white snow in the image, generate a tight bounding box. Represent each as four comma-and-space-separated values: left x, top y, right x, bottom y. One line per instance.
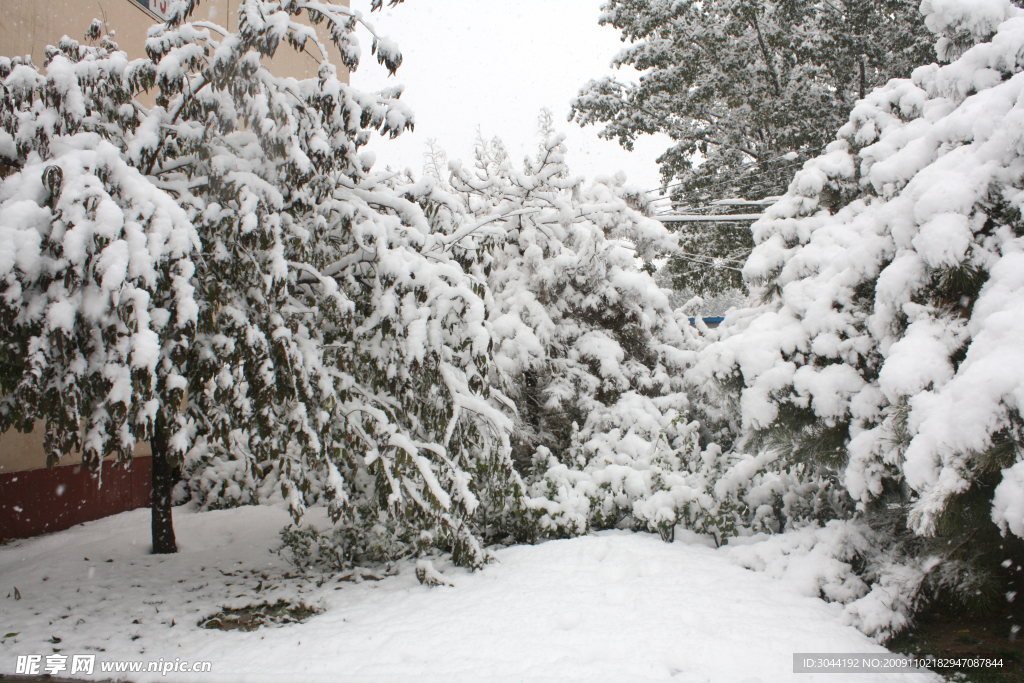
993, 461, 1024, 538
0, 505, 940, 682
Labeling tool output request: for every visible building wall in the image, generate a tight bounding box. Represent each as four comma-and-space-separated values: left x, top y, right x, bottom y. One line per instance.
0, 457, 153, 542
0, 0, 348, 539
0, 426, 152, 474
1, 0, 334, 80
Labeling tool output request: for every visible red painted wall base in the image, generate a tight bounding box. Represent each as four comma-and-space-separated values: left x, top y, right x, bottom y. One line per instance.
0, 458, 152, 542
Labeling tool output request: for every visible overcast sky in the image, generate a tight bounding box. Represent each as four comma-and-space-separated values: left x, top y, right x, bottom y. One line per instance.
350, 0, 673, 194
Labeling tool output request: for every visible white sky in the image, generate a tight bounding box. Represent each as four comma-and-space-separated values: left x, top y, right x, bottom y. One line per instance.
349, 0, 673, 194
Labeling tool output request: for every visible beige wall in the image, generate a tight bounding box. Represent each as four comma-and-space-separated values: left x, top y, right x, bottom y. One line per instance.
2, 0, 156, 66
1, 0, 347, 473
1, 0, 342, 81
0, 426, 152, 473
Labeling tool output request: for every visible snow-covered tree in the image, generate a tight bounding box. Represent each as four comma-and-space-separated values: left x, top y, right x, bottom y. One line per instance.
147, 0, 519, 567
467, 138, 686, 457
0, 32, 199, 553
422, 138, 449, 186
571, 0, 933, 295
691, 0, 1024, 635
397, 130, 755, 542
2, 0, 517, 566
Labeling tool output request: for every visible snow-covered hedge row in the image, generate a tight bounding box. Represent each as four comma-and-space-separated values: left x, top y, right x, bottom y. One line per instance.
525, 396, 849, 543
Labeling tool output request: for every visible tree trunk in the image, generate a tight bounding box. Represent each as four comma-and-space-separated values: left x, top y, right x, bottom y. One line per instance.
749, 15, 781, 97
859, 58, 866, 101
151, 418, 178, 554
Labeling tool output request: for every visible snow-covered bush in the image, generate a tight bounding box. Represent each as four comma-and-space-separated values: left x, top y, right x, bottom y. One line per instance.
526, 395, 851, 543
526, 394, 708, 540
690, 0, 1024, 634
723, 519, 929, 642
277, 523, 348, 573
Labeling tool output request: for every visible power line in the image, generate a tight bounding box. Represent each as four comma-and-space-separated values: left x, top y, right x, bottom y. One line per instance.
649, 193, 781, 213
654, 213, 763, 223
710, 197, 781, 206
675, 248, 747, 265
670, 253, 744, 273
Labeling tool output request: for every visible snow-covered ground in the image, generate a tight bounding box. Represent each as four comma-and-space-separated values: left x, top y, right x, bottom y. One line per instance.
0, 506, 940, 682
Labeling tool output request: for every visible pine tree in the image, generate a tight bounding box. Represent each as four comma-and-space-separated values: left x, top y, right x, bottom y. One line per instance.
571, 0, 933, 295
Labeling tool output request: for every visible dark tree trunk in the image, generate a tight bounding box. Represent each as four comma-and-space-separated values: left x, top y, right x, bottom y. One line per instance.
749, 15, 781, 97
151, 418, 178, 554
859, 59, 866, 101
